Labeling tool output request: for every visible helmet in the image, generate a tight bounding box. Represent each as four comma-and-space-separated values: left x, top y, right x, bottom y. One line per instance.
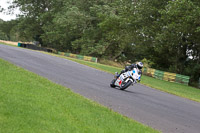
137, 62, 143, 69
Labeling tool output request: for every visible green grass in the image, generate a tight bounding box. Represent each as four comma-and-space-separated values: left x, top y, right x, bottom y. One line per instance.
55, 55, 200, 103
0, 58, 158, 133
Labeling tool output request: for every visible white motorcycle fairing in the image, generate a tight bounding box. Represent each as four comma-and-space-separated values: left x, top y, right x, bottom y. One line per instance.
113, 68, 141, 90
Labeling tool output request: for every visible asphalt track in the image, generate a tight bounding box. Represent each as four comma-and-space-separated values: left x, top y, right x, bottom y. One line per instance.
1, 44, 200, 133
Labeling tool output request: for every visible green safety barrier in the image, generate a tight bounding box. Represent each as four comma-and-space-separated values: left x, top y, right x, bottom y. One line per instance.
18, 42, 21, 47
163, 72, 176, 82
58, 51, 97, 63
146, 68, 155, 77
175, 74, 190, 85
142, 67, 190, 85
154, 70, 164, 80
143, 67, 147, 74
91, 57, 97, 62
65, 53, 70, 57
76, 55, 84, 60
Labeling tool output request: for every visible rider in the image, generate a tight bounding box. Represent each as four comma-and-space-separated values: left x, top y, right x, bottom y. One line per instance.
115, 62, 144, 81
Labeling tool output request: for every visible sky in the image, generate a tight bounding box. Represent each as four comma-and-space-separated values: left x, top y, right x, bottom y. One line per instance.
0, 0, 20, 21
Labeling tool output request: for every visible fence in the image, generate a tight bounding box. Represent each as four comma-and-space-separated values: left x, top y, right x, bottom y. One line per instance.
57, 52, 98, 63
143, 67, 190, 85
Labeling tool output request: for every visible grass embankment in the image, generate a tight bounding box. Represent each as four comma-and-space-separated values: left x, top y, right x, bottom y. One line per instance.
0, 58, 158, 133
58, 56, 200, 103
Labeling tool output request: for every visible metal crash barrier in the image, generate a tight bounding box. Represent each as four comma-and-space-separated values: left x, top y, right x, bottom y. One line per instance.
18, 43, 53, 53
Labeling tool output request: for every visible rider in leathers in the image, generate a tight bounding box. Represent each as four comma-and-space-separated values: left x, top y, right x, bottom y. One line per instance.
116, 62, 143, 81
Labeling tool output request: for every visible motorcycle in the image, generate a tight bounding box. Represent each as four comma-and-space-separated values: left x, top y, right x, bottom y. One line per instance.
110, 68, 141, 90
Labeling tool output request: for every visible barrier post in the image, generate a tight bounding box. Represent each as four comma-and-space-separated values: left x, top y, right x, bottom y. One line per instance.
18, 42, 21, 47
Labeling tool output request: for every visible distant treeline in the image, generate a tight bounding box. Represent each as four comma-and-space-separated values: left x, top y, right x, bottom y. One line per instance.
0, 0, 199, 86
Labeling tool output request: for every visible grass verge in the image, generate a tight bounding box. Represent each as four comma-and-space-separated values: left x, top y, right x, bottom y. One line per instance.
0, 58, 158, 133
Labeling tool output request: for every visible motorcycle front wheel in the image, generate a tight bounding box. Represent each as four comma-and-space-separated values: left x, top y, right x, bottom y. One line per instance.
110, 79, 116, 88
120, 80, 132, 90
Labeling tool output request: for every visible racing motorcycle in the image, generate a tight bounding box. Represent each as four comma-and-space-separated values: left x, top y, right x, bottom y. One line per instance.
110, 68, 141, 90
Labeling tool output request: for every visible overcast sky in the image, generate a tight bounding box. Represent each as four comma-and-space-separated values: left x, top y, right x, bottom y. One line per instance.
0, 0, 20, 21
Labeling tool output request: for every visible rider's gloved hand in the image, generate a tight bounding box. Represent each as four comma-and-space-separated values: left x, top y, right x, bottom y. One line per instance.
125, 66, 131, 71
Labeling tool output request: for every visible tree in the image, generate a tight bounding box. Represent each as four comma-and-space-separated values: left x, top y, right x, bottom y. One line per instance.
157, 0, 200, 83
0, 19, 19, 41
9, 0, 65, 45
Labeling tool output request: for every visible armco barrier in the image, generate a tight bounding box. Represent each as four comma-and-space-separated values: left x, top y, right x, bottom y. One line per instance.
18, 43, 53, 53
58, 51, 98, 63
142, 67, 190, 85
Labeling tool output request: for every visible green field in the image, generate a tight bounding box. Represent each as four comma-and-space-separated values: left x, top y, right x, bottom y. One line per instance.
56, 55, 200, 103
0, 58, 158, 133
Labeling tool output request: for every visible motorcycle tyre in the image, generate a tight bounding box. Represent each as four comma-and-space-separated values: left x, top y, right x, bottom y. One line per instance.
110, 79, 116, 88
120, 80, 132, 90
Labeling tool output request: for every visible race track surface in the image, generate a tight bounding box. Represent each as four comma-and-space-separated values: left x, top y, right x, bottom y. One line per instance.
1, 44, 200, 133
